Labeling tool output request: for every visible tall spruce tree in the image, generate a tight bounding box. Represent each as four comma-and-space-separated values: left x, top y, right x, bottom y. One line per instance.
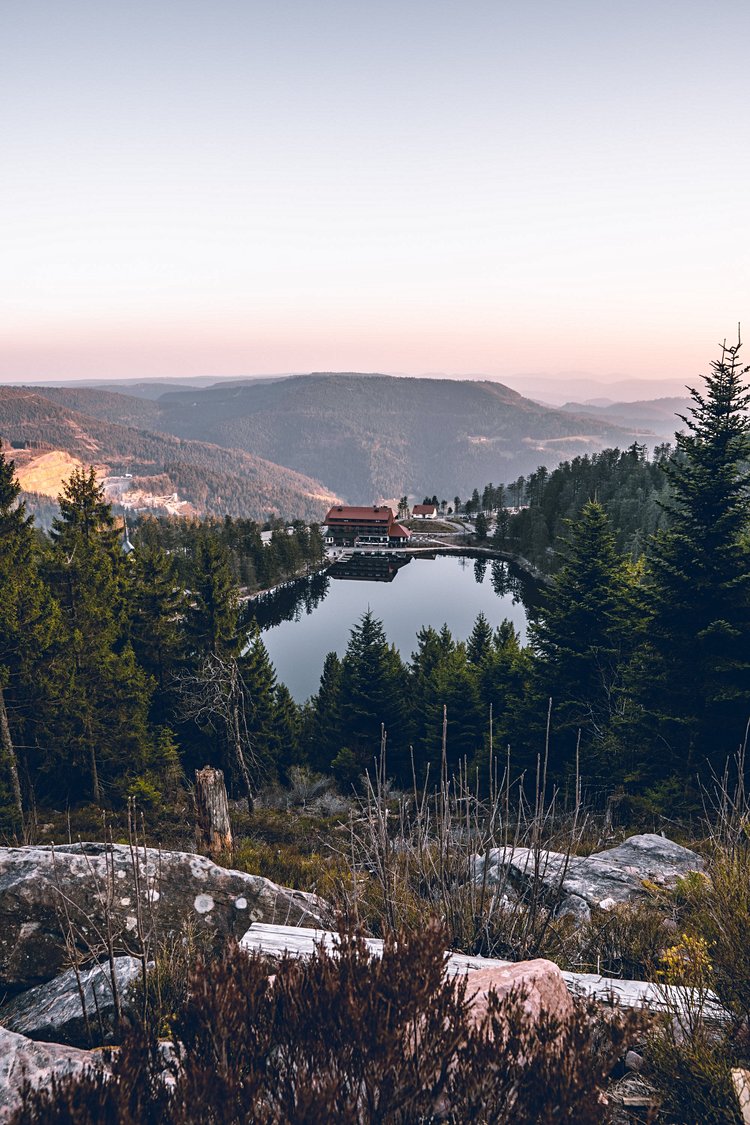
306, 651, 344, 772
339, 611, 409, 777
186, 533, 241, 659
46, 468, 155, 803
467, 613, 494, 667
418, 643, 483, 776
240, 626, 282, 777
475, 621, 534, 773
529, 501, 634, 773
274, 683, 302, 774
128, 544, 188, 716
642, 336, 750, 778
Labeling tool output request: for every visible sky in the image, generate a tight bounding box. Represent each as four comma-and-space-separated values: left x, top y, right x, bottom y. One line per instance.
1, 0, 749, 385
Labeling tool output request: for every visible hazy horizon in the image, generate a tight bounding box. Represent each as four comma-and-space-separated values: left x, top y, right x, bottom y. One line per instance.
3, 0, 748, 384
3, 368, 692, 410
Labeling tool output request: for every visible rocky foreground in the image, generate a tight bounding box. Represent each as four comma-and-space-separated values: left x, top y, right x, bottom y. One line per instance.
0, 835, 704, 1120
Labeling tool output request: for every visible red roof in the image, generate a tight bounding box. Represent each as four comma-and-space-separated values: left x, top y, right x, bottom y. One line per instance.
413, 504, 437, 516
325, 505, 394, 524
389, 523, 411, 539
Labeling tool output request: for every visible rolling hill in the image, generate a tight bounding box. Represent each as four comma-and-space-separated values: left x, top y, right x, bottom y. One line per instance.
0, 387, 339, 521
144, 373, 638, 500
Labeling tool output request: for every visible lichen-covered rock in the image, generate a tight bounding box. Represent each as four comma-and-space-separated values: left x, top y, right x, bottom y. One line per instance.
473, 833, 702, 917
0, 843, 325, 992
0, 957, 144, 1047
0, 1026, 102, 1123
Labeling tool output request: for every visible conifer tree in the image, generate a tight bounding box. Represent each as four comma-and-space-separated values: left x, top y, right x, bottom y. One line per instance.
530, 501, 634, 770
642, 336, 750, 776
128, 544, 188, 708
467, 613, 494, 666
418, 644, 483, 775
45, 467, 155, 803
240, 626, 282, 775
274, 683, 302, 773
475, 621, 534, 773
186, 533, 241, 659
306, 651, 344, 772
54, 467, 120, 549
339, 611, 409, 776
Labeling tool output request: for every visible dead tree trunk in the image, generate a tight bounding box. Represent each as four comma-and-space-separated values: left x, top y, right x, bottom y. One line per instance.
194, 766, 233, 859
0, 685, 24, 835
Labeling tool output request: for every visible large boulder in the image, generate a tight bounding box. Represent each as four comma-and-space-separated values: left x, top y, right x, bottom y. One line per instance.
0, 843, 325, 993
0, 1026, 103, 1123
473, 833, 702, 920
0, 957, 144, 1048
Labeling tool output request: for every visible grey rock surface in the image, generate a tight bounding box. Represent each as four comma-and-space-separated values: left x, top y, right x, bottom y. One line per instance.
0, 1026, 103, 1123
0, 957, 144, 1047
0, 843, 325, 992
557, 893, 592, 923
625, 1050, 644, 1073
473, 833, 702, 917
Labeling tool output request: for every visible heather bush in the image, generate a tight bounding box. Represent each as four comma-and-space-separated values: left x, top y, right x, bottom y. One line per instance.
11, 924, 639, 1124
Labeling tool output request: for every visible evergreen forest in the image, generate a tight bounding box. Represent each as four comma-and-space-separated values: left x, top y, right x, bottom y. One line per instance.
1, 340, 749, 832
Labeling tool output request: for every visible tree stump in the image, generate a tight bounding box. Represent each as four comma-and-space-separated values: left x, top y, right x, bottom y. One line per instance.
194, 766, 233, 859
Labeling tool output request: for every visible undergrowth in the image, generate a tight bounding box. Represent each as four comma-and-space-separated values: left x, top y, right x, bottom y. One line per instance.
10, 924, 642, 1125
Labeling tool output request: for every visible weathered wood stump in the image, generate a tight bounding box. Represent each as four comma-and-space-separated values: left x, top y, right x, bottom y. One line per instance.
194, 766, 232, 859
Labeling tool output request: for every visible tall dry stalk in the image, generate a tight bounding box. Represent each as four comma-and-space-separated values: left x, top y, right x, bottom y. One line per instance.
336, 705, 585, 961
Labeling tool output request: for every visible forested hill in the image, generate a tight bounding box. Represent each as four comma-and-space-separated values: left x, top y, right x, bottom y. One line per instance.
0, 387, 339, 521
152, 374, 636, 500
40, 374, 637, 502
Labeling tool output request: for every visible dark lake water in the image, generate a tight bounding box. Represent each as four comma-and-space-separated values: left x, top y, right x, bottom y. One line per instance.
247, 554, 537, 702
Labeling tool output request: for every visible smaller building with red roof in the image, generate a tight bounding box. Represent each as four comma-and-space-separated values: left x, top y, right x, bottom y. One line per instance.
412, 503, 437, 519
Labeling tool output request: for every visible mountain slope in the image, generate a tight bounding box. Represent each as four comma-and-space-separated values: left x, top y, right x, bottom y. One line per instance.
149, 373, 637, 500
0, 387, 339, 521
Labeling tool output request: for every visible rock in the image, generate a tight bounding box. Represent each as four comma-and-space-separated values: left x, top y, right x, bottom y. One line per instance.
474, 834, 702, 918
465, 958, 574, 1030
625, 1050, 644, 1072
0, 843, 325, 992
591, 834, 703, 885
0, 957, 144, 1047
731, 1069, 750, 1125
558, 893, 591, 923
0, 1026, 103, 1123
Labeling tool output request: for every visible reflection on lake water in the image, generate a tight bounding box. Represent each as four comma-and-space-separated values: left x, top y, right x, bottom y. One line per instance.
246, 553, 538, 702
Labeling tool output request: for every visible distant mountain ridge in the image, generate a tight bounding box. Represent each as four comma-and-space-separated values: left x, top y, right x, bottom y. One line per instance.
143, 372, 638, 501
0, 387, 339, 521
3, 374, 649, 510
559, 397, 692, 439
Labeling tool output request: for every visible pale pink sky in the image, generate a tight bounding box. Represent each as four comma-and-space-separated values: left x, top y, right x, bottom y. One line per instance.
2, 0, 748, 384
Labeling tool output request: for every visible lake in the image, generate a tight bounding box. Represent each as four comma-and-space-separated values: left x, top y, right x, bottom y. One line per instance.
247, 553, 537, 701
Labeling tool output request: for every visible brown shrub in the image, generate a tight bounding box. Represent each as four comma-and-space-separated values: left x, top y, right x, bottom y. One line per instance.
11, 923, 640, 1125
